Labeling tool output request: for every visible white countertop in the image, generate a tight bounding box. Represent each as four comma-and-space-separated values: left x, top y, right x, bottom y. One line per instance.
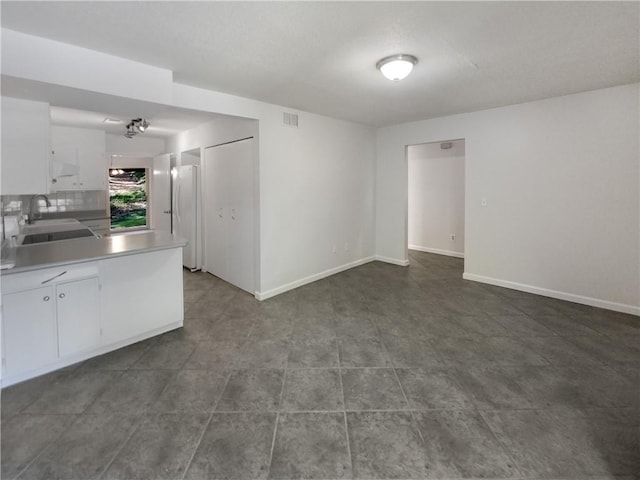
2, 231, 187, 274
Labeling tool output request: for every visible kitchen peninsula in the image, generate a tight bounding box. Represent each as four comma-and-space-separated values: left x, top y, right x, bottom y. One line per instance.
1, 231, 186, 387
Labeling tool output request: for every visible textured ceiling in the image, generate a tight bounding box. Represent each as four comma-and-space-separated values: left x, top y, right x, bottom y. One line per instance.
2, 1, 639, 127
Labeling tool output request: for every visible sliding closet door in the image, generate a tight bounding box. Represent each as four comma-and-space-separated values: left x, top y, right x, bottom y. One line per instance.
204, 145, 230, 282
203, 138, 255, 294
226, 139, 255, 293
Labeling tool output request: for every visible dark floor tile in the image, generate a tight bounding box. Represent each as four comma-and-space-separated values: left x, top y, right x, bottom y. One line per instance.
208, 316, 254, 343
216, 369, 284, 411
414, 409, 519, 478
269, 412, 351, 479
79, 341, 152, 371
428, 336, 487, 366
250, 316, 293, 341
335, 314, 379, 339
156, 318, 214, 343
151, 369, 229, 413
529, 314, 602, 336
566, 334, 640, 363
338, 336, 391, 367
280, 369, 343, 411
492, 314, 558, 336
287, 338, 339, 367
184, 412, 276, 480
19, 413, 140, 480
570, 312, 640, 336
1, 414, 75, 479
25, 371, 119, 414
395, 368, 475, 410
86, 370, 173, 414
236, 339, 290, 368
455, 365, 534, 410
130, 339, 197, 370
474, 336, 551, 365
1, 371, 68, 418
382, 335, 442, 367
448, 314, 510, 337
522, 334, 604, 365
347, 411, 429, 479
481, 409, 612, 477
102, 413, 208, 480
342, 368, 408, 411
551, 365, 637, 408
183, 341, 239, 369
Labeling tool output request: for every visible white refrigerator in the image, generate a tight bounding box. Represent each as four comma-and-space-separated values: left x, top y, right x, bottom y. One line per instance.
171, 165, 201, 271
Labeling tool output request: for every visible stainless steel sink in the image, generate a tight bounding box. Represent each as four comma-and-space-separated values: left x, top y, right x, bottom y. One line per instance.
21, 229, 96, 245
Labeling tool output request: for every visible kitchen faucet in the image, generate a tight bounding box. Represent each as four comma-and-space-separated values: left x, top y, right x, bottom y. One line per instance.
27, 194, 51, 224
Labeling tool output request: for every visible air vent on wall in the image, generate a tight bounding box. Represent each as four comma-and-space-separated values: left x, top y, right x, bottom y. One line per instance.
440, 142, 453, 150
283, 112, 299, 128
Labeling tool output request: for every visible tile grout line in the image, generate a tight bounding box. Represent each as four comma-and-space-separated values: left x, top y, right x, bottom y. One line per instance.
179, 368, 234, 480
95, 413, 147, 480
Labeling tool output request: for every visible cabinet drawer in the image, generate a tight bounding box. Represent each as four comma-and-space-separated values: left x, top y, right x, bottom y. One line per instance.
2, 262, 99, 294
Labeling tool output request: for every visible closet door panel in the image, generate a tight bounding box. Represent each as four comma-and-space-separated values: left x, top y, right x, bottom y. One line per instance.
204, 146, 229, 282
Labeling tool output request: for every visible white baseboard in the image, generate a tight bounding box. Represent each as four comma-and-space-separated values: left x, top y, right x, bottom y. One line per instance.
408, 245, 464, 258
375, 255, 410, 267
463, 272, 640, 316
255, 256, 376, 301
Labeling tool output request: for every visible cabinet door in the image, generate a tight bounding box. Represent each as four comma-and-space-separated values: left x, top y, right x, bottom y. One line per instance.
204, 146, 230, 282
56, 277, 101, 358
1, 97, 50, 195
77, 149, 106, 190
2, 286, 57, 378
50, 147, 78, 191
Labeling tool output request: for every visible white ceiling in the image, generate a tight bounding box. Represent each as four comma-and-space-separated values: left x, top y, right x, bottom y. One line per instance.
1, 1, 638, 127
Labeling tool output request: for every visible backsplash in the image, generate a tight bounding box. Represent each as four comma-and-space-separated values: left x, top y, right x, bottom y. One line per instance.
1, 190, 107, 216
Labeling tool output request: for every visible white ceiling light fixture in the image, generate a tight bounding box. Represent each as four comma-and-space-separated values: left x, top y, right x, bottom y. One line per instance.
376, 54, 418, 81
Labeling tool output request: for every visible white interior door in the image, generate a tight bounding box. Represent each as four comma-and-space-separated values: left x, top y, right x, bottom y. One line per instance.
204, 138, 254, 293
175, 166, 198, 269
151, 153, 172, 234
227, 139, 255, 293
204, 147, 230, 282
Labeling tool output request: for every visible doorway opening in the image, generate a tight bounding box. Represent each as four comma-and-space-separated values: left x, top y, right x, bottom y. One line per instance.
407, 139, 465, 259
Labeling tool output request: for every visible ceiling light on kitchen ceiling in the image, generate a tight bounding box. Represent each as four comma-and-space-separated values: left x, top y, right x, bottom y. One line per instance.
376, 54, 418, 81
103, 118, 122, 125
124, 118, 150, 138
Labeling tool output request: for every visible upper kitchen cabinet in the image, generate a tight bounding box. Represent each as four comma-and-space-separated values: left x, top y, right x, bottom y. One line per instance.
1, 97, 51, 195
50, 126, 106, 191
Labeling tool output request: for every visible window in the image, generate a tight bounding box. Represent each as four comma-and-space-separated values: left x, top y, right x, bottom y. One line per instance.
109, 168, 148, 231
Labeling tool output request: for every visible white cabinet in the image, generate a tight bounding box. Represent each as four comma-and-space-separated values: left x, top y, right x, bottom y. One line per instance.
50, 126, 106, 191
204, 138, 255, 294
1, 97, 50, 195
57, 277, 101, 357
2, 286, 57, 378
1, 265, 100, 380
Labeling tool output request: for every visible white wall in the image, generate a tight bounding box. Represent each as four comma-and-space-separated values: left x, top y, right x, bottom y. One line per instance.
377, 83, 640, 314
408, 140, 465, 257
2, 30, 377, 299
105, 133, 166, 157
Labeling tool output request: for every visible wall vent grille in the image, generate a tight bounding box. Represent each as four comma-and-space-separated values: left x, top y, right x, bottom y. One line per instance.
283, 112, 299, 128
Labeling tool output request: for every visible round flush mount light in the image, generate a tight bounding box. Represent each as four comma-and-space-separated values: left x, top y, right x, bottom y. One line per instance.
376, 54, 418, 81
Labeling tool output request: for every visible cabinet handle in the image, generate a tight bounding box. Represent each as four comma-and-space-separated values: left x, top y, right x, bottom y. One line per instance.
41, 271, 67, 284
59, 293, 66, 299
43, 296, 50, 302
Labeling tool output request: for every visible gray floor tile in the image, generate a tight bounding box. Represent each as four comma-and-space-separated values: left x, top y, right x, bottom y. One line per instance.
447, 314, 510, 337
338, 336, 392, 367
347, 411, 429, 479
183, 340, 240, 369
86, 370, 173, 414
216, 369, 284, 411
522, 334, 604, 365
1, 414, 76, 479
209, 315, 254, 343
269, 412, 351, 479
184, 412, 276, 480
382, 335, 443, 367
474, 336, 551, 365
130, 339, 197, 370
481, 409, 612, 478
236, 338, 290, 368
1, 371, 68, 418
287, 337, 339, 367
395, 368, 475, 410
492, 314, 558, 336
19, 413, 140, 480
414, 409, 520, 478
342, 368, 408, 411
102, 413, 208, 480
280, 369, 343, 411
25, 371, 119, 414
454, 365, 534, 410
78, 341, 152, 371
528, 313, 602, 336
565, 334, 640, 363
151, 369, 229, 413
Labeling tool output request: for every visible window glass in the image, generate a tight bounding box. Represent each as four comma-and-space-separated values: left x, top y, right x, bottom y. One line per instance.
109, 168, 148, 231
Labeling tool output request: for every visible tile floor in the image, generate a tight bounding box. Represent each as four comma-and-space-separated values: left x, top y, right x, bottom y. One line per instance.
2, 251, 639, 479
